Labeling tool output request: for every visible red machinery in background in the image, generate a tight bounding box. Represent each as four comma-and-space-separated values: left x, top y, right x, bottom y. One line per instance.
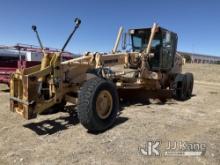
0, 44, 75, 86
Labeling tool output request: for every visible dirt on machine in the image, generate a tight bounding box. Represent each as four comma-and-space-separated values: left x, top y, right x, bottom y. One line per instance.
9, 18, 194, 132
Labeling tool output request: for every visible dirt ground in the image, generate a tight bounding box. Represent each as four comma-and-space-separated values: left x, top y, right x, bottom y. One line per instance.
0, 64, 219, 165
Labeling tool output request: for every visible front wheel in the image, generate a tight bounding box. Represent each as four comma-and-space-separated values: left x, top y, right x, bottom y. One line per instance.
77, 77, 119, 132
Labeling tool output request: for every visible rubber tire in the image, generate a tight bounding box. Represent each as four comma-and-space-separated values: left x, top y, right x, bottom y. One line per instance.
185, 73, 194, 98
174, 74, 188, 101
77, 77, 119, 132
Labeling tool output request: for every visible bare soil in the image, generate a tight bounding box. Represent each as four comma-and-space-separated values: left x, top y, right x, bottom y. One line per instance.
0, 64, 219, 165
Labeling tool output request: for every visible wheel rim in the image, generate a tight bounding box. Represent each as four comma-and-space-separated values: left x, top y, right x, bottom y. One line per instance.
96, 90, 113, 119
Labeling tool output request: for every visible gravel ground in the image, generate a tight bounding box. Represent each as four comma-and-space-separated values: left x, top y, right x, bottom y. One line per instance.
0, 64, 219, 165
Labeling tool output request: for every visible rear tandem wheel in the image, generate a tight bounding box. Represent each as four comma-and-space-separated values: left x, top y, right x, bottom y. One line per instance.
174, 73, 193, 101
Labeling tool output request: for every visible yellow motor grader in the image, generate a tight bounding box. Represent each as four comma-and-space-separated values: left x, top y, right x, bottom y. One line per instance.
10, 18, 193, 132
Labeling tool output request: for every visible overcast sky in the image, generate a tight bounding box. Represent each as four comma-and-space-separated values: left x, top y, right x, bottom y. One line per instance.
0, 0, 219, 56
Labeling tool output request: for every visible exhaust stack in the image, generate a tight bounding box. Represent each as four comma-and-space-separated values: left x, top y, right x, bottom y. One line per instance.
144, 22, 158, 55
112, 26, 124, 53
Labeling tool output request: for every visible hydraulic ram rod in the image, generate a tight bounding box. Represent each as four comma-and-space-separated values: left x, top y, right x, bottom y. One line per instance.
61, 18, 81, 53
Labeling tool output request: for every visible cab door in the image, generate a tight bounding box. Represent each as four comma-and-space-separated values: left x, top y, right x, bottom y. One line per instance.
161, 31, 177, 71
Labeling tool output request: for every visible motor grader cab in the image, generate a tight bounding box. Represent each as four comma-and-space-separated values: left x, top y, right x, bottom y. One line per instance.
10, 19, 194, 133
130, 27, 177, 72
